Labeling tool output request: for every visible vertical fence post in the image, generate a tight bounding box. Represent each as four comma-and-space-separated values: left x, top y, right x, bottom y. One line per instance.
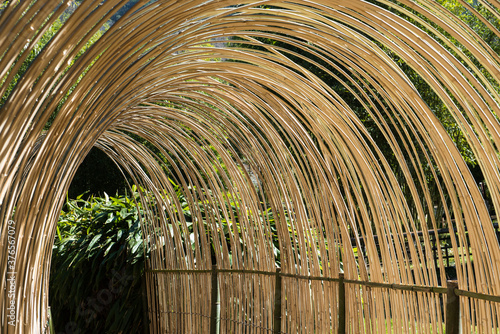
338, 273, 346, 334
273, 268, 282, 334
446, 280, 459, 334
210, 265, 219, 334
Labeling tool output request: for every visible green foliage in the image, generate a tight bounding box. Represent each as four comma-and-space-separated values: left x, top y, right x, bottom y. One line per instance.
50, 190, 147, 334
165, 180, 281, 266
51, 182, 281, 332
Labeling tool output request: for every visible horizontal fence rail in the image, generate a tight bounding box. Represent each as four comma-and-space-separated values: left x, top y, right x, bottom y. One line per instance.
146, 267, 500, 333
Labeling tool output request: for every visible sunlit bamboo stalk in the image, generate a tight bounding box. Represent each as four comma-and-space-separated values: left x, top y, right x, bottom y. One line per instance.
2, 0, 500, 333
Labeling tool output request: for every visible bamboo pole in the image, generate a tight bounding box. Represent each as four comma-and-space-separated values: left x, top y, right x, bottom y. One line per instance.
273, 268, 282, 334
338, 273, 346, 334
210, 265, 219, 334
446, 281, 460, 334
2, 0, 500, 333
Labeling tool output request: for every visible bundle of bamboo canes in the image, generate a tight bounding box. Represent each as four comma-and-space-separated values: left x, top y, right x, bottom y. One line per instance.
2, 0, 500, 333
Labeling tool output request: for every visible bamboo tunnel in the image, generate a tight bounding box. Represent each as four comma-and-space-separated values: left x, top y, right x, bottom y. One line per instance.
2, 0, 500, 333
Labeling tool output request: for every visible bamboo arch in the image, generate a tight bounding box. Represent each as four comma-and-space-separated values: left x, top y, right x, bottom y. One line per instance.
2, 0, 500, 332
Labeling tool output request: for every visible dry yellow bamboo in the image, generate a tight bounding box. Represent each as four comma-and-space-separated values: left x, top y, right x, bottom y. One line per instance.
3, 0, 500, 333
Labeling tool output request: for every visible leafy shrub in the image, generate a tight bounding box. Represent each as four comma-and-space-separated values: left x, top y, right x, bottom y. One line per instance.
50, 183, 281, 333
50, 190, 148, 334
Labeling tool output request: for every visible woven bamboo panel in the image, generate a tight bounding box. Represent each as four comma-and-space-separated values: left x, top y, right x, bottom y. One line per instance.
2, 0, 500, 333
281, 277, 339, 333
218, 272, 275, 333
146, 271, 212, 333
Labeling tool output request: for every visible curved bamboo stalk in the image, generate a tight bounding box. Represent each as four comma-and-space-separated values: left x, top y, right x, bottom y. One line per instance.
2, 0, 500, 332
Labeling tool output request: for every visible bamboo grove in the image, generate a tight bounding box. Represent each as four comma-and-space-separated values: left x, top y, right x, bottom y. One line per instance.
2, 0, 500, 333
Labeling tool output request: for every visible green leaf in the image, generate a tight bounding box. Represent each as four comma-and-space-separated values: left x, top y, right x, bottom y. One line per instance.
131, 241, 141, 254
87, 234, 102, 252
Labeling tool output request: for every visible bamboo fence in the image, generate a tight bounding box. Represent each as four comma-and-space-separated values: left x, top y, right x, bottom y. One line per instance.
2, 0, 500, 333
